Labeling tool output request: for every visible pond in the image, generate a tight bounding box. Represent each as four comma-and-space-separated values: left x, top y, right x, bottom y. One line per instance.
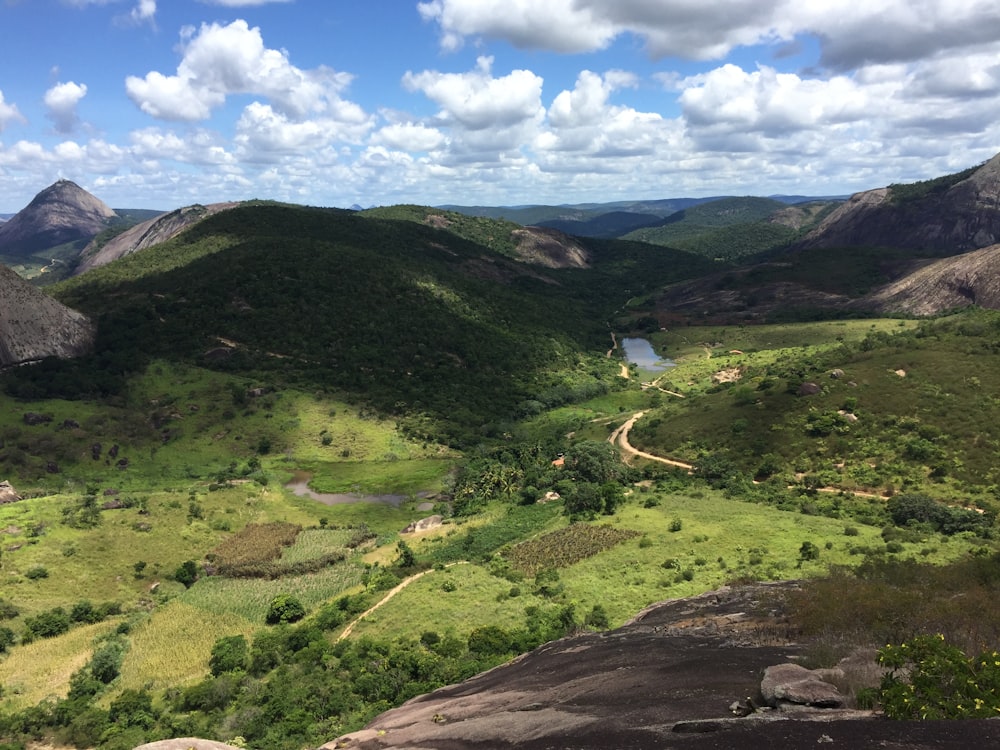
285, 471, 418, 507
621, 337, 675, 373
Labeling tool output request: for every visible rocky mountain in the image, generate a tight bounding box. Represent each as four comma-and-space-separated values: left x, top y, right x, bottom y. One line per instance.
75, 202, 239, 274
0, 180, 117, 259
798, 154, 1000, 253
0, 263, 94, 366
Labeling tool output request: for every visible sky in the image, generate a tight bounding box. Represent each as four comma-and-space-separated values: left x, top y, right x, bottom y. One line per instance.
1, 1, 1000, 212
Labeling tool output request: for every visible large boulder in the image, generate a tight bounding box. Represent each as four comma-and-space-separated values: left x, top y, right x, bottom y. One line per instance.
760, 663, 845, 708
0, 481, 20, 504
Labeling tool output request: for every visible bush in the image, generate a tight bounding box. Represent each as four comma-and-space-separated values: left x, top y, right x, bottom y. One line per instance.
265, 594, 306, 625
879, 634, 1000, 719
24, 608, 70, 639
25, 566, 48, 580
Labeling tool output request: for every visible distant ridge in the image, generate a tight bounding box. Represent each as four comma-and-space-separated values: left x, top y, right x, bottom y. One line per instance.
0, 180, 117, 258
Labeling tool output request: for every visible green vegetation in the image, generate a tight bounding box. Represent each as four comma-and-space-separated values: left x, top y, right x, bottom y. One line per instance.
0, 198, 998, 747
888, 163, 982, 204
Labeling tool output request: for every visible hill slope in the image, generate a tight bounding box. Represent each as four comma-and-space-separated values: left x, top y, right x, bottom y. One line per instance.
799, 155, 1000, 253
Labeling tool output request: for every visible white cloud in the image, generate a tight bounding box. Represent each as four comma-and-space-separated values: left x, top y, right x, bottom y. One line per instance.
402, 56, 544, 130
129, 0, 155, 24
417, 0, 617, 53
43, 81, 88, 134
372, 122, 447, 152
421, 0, 1000, 66
0, 90, 25, 132
125, 19, 359, 122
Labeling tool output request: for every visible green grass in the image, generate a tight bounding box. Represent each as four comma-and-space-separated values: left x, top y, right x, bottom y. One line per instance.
557, 489, 977, 626
343, 563, 555, 642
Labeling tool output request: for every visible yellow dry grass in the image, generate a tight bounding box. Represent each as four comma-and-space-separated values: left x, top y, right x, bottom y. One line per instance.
114, 600, 257, 694
0, 621, 115, 711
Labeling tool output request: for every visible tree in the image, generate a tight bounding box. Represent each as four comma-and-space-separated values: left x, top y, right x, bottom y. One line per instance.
266, 594, 306, 625
210, 634, 249, 676
174, 560, 199, 588
395, 540, 416, 568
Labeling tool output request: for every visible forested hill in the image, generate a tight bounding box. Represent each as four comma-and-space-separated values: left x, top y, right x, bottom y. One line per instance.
35, 203, 713, 446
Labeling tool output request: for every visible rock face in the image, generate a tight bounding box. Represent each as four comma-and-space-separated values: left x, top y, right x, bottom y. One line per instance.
0, 263, 94, 366
324, 582, 1000, 750
511, 226, 590, 268
798, 153, 1000, 254
76, 202, 240, 275
859, 243, 1000, 315
0, 180, 117, 258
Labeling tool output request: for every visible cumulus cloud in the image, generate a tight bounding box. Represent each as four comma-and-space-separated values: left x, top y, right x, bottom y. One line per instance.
403, 56, 544, 130
372, 122, 447, 152
126, 19, 359, 122
44, 81, 88, 134
0, 90, 25, 132
417, 0, 617, 53
421, 0, 1000, 66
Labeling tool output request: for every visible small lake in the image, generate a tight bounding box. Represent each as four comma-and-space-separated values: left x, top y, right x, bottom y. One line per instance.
621, 337, 675, 373
285, 471, 418, 507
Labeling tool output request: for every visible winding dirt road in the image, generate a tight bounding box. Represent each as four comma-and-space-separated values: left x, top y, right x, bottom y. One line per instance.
609, 411, 694, 471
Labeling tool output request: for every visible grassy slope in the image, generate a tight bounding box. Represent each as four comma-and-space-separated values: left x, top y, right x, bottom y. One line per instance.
625, 311, 1000, 498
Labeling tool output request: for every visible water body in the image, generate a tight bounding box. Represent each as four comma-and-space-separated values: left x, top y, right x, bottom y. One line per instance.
285, 471, 412, 507
621, 337, 675, 373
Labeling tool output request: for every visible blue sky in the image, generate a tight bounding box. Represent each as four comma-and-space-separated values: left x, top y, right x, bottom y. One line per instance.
1, 0, 999, 211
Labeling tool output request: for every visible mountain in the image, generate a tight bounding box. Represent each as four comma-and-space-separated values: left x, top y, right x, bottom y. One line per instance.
75, 201, 239, 274
0, 262, 94, 366
0, 180, 117, 259
798, 156, 1000, 253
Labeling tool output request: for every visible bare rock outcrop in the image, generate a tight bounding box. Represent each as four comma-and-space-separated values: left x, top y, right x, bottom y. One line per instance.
859, 243, 1000, 315
0, 263, 94, 366
76, 202, 240, 274
511, 226, 590, 268
0, 481, 21, 504
799, 153, 1000, 254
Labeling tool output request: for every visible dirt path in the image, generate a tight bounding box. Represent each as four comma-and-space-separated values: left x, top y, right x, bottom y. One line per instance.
337, 562, 467, 642
611, 412, 888, 498
609, 412, 694, 471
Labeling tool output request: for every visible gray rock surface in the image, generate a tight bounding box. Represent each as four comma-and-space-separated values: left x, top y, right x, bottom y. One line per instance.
760, 663, 845, 708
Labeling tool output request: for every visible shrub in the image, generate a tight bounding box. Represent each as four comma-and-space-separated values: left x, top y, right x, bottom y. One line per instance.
24, 608, 71, 639
25, 566, 49, 580
265, 594, 306, 625
669, 518, 683, 532
799, 541, 820, 561
879, 634, 1000, 719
